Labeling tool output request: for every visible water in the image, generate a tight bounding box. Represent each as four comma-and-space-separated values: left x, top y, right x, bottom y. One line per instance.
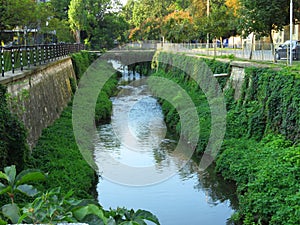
94, 64, 237, 225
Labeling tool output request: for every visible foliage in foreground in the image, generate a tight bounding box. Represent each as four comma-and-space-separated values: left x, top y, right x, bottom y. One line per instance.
27, 72, 119, 199
0, 165, 160, 225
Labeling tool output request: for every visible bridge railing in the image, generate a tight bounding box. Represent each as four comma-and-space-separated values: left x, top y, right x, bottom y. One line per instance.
1, 43, 84, 77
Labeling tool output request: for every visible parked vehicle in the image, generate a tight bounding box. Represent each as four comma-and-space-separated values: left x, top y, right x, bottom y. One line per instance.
3, 40, 18, 48
275, 40, 300, 60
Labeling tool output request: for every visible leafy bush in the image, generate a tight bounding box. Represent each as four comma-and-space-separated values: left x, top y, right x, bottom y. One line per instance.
71, 51, 98, 80
0, 85, 29, 171
0, 166, 160, 225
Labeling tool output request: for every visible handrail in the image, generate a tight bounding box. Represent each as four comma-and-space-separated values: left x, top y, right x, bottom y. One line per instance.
0, 43, 84, 77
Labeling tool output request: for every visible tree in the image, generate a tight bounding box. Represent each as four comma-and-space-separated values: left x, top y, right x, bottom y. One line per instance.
238, 0, 300, 57
131, 0, 173, 27
203, 2, 237, 45
189, 0, 207, 18
68, 0, 86, 43
0, 0, 37, 30
89, 13, 129, 49
161, 11, 196, 42
51, 0, 71, 20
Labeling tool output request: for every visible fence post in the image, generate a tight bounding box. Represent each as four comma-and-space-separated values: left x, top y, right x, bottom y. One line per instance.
27, 47, 30, 68
34, 46, 37, 66
1, 47, 4, 76
11, 48, 15, 73
54, 44, 57, 60
47, 45, 50, 62
20, 47, 23, 71
38, 45, 42, 65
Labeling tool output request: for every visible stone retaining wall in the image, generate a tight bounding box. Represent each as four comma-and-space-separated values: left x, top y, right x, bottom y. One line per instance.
0, 57, 76, 149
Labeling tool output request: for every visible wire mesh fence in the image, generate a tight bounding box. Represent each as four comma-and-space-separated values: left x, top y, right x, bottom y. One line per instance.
157, 42, 277, 61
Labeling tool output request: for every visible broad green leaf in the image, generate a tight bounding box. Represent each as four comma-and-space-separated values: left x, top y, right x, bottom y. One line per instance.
15, 170, 46, 185
2, 203, 20, 224
73, 206, 88, 220
107, 217, 117, 225
119, 221, 139, 225
16, 184, 38, 197
133, 209, 160, 224
3, 166, 16, 185
0, 182, 5, 188
73, 204, 106, 223
131, 218, 147, 225
0, 172, 8, 181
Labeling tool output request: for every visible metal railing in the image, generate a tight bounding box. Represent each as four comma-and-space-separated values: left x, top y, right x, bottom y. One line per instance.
1, 43, 84, 77
116, 41, 279, 62
157, 42, 277, 61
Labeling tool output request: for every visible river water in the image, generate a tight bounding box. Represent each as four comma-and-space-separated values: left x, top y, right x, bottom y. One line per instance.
94, 65, 237, 225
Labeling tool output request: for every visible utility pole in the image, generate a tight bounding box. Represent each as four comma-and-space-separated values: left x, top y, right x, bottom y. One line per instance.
207, 0, 210, 49
290, 0, 293, 65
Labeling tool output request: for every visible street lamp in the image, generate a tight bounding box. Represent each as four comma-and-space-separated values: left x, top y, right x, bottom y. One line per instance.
290, 0, 293, 65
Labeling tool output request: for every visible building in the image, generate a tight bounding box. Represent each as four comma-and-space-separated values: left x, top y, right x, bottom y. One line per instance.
273, 23, 300, 45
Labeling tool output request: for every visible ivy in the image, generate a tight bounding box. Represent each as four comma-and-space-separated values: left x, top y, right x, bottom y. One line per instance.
152, 52, 300, 224
0, 85, 29, 172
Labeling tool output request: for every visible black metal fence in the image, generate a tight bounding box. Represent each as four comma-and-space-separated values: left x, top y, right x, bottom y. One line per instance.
0, 43, 84, 77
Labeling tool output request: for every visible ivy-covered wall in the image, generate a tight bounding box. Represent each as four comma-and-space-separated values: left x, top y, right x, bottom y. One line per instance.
0, 85, 28, 171
3, 58, 77, 149
152, 52, 300, 225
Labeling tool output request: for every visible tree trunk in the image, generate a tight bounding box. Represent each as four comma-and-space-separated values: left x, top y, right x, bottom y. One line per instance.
249, 33, 255, 60
269, 29, 276, 62
75, 30, 81, 43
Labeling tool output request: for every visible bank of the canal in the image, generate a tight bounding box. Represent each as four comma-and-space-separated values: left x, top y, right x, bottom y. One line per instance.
150, 52, 300, 225
1, 49, 299, 225
94, 66, 238, 224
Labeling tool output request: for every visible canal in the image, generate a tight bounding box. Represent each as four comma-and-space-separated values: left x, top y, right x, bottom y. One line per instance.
94, 63, 237, 225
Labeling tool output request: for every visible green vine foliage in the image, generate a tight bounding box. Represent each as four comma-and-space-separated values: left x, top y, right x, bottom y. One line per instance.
0, 85, 29, 172
152, 52, 300, 225
71, 51, 98, 81
27, 71, 119, 200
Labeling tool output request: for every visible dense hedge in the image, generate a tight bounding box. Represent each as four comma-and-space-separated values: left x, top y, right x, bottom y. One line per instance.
0, 85, 28, 172
151, 53, 300, 225
71, 51, 98, 80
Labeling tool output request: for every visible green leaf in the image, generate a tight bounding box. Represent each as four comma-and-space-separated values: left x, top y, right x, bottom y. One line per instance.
133, 209, 160, 224
17, 213, 28, 224
0, 218, 7, 225
3, 166, 16, 185
0, 185, 10, 195
107, 217, 117, 225
119, 221, 139, 225
16, 184, 38, 197
131, 218, 147, 225
2, 203, 20, 224
15, 170, 46, 185
73, 204, 106, 222
0, 172, 8, 181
